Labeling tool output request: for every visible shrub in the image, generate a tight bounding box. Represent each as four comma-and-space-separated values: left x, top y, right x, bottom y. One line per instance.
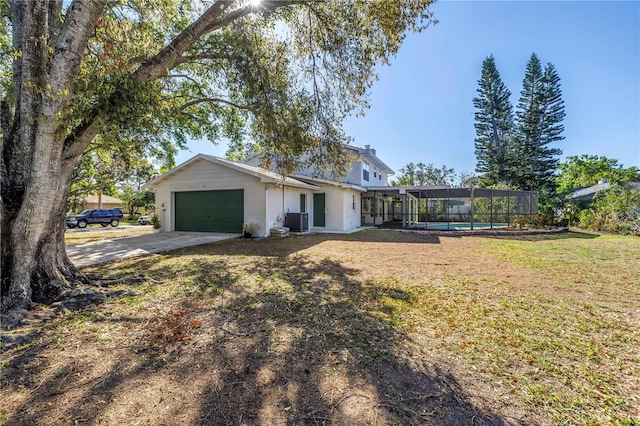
150, 213, 161, 229
577, 185, 640, 235
511, 213, 556, 229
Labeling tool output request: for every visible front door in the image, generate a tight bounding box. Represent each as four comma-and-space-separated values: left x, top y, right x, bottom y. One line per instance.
313, 193, 325, 227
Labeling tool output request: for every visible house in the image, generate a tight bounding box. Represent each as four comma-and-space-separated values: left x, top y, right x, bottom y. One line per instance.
73, 194, 125, 213
567, 179, 640, 202
144, 145, 540, 235
143, 145, 394, 236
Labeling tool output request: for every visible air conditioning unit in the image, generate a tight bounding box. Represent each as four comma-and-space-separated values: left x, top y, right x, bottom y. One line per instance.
285, 213, 309, 232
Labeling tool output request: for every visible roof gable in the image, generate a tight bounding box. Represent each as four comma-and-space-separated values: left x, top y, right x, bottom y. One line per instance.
144, 154, 321, 190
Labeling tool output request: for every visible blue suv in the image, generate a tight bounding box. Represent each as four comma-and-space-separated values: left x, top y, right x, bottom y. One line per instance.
66, 208, 124, 229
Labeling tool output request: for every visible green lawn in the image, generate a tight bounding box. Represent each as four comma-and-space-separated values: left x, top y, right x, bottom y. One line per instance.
1, 230, 638, 425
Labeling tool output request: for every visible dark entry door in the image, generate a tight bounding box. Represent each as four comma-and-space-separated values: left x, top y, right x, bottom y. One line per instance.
313, 193, 326, 227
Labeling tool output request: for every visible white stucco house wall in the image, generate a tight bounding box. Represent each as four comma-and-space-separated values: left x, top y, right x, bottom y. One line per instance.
144, 145, 394, 236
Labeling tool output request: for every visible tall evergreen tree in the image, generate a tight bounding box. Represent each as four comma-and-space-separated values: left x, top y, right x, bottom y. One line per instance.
473, 55, 514, 187
513, 54, 565, 194
512, 53, 544, 189
536, 62, 565, 193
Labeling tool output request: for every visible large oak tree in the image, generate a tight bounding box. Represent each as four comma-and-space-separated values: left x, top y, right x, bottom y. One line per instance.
0, 0, 435, 318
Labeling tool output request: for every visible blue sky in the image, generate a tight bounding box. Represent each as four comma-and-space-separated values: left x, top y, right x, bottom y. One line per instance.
176, 1, 640, 178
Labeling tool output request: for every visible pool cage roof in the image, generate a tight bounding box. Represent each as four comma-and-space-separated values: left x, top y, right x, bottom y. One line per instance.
364, 186, 539, 231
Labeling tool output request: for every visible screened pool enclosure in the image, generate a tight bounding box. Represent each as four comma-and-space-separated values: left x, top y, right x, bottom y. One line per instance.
361, 187, 539, 230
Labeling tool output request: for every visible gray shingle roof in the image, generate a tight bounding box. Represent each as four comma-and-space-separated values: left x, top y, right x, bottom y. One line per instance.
144, 154, 321, 190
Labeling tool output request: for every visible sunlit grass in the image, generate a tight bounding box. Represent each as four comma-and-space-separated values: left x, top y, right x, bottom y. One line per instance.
9, 231, 639, 425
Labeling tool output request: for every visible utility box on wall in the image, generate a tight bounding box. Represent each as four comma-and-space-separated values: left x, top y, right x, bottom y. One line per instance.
285, 212, 309, 232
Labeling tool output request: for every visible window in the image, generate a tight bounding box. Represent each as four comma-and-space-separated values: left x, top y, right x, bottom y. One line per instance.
379, 173, 382, 181
352, 195, 356, 210
300, 194, 306, 212
363, 162, 369, 181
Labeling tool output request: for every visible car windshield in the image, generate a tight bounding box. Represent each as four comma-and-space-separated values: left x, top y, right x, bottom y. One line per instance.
79, 210, 93, 215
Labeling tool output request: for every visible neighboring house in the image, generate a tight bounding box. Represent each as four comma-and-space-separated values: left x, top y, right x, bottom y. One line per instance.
73, 194, 125, 213
568, 179, 640, 202
143, 145, 395, 236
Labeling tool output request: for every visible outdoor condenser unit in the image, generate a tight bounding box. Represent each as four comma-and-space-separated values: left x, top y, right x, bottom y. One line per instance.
285, 212, 309, 232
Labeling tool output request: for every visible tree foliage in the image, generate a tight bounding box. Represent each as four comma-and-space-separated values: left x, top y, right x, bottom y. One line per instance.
473, 55, 514, 187
0, 0, 436, 316
394, 162, 456, 186
394, 162, 476, 188
512, 53, 565, 193
556, 155, 640, 194
120, 188, 155, 218
558, 155, 640, 233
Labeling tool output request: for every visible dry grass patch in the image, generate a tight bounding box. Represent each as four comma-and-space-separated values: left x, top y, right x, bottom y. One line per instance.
1, 230, 638, 425
64, 227, 153, 245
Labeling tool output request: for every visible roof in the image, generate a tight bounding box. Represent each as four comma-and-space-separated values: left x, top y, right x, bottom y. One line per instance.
84, 194, 123, 204
366, 185, 452, 192
292, 174, 367, 192
143, 154, 321, 191
344, 145, 394, 174
242, 144, 395, 175
568, 181, 640, 201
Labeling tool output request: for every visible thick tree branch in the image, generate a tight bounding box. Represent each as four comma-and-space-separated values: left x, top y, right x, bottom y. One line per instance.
47, 0, 63, 50
62, 0, 302, 164
50, 0, 108, 93
174, 53, 241, 66
61, 108, 103, 176
179, 97, 251, 111
131, 1, 245, 84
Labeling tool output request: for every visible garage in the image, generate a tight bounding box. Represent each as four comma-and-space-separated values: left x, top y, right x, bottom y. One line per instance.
174, 190, 244, 233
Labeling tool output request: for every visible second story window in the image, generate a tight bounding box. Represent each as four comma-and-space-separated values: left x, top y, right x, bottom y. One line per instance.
363, 162, 370, 181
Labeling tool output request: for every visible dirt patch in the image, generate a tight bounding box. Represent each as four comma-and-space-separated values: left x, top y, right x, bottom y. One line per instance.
1, 230, 638, 425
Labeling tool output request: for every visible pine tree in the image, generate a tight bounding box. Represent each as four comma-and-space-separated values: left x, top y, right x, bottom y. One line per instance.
536, 62, 565, 194
473, 55, 514, 187
513, 54, 565, 193
512, 53, 544, 189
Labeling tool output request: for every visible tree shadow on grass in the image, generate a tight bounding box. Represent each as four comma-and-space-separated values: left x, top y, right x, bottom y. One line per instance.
2, 236, 523, 425
166, 231, 440, 261
190, 254, 514, 425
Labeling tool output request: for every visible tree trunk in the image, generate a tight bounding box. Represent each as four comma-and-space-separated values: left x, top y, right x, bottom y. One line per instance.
1, 0, 292, 318
1, 0, 106, 316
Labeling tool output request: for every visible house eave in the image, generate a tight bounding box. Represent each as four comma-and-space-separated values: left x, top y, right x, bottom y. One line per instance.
291, 174, 367, 192
260, 177, 322, 191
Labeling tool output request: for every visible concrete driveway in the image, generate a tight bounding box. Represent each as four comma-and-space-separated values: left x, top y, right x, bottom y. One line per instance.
67, 232, 239, 267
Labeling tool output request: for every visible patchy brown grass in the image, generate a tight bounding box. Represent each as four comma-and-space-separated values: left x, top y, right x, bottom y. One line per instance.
1, 230, 639, 425
64, 226, 153, 245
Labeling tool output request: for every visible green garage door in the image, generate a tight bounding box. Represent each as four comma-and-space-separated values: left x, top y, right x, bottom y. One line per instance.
175, 190, 244, 233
